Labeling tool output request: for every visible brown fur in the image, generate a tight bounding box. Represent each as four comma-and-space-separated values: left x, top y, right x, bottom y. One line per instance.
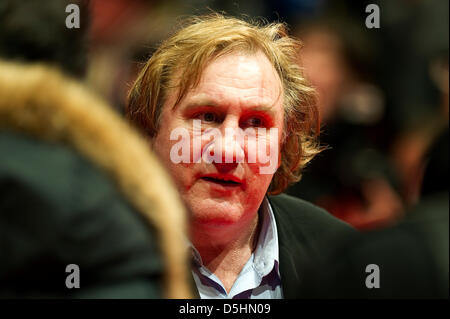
0, 60, 192, 298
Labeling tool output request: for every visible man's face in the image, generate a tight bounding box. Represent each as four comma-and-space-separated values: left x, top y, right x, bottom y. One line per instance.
153, 51, 284, 231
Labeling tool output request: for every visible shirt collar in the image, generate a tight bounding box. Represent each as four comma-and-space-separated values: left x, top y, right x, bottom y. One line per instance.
253, 196, 280, 277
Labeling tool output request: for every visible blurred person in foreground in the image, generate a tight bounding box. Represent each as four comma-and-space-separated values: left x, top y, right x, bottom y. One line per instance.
0, 0, 190, 298
127, 14, 355, 299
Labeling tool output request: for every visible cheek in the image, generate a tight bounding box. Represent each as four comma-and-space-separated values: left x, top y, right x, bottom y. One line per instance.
243, 172, 273, 210
153, 132, 172, 165
244, 132, 281, 174
245, 166, 274, 202
248, 172, 273, 188
161, 158, 199, 196
153, 129, 195, 189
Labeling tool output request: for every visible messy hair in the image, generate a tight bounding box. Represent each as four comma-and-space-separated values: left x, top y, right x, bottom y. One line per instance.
127, 13, 321, 194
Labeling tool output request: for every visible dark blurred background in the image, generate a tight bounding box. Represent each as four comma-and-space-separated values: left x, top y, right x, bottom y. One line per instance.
2, 0, 448, 231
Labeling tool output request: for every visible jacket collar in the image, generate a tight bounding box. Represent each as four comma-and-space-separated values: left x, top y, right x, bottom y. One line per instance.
267, 195, 309, 298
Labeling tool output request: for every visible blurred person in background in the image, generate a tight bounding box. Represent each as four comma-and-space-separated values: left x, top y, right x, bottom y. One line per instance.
0, 0, 190, 298
286, 17, 404, 230
381, 0, 449, 209
86, 0, 202, 113
289, 1, 448, 298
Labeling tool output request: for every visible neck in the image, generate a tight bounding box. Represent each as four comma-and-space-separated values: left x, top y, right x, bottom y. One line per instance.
191, 212, 260, 291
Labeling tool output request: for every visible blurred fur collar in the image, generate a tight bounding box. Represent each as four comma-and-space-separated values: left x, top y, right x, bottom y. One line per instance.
0, 59, 191, 298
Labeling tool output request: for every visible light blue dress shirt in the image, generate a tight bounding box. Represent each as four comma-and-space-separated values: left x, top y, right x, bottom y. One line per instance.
190, 197, 284, 299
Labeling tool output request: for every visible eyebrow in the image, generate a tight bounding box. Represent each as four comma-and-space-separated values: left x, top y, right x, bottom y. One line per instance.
181, 94, 278, 116
181, 96, 220, 111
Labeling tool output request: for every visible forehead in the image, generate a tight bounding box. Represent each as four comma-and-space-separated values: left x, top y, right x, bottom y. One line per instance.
180, 51, 283, 109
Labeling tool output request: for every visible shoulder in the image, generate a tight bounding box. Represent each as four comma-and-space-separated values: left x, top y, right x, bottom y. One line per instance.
267, 193, 356, 241
268, 193, 352, 228
268, 193, 327, 215
0, 131, 120, 214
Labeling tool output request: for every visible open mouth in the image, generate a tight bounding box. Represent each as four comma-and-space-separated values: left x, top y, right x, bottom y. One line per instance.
200, 176, 242, 187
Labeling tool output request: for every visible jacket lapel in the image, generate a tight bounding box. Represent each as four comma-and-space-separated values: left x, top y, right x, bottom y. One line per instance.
268, 196, 309, 298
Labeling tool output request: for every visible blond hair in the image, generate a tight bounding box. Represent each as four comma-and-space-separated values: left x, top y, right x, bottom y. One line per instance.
127, 13, 321, 194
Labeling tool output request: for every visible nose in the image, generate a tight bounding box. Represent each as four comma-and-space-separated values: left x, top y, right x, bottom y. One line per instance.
211, 118, 244, 172
214, 144, 239, 172
214, 161, 238, 173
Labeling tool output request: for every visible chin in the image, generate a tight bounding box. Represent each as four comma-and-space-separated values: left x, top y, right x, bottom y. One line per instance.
193, 216, 237, 229
190, 202, 247, 226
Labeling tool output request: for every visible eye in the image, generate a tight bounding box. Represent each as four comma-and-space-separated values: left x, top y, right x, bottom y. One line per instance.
242, 116, 265, 128
201, 113, 216, 122
201, 112, 217, 122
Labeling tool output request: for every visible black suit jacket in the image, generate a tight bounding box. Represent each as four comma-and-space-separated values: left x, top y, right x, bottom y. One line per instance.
268, 194, 355, 298
190, 193, 355, 298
